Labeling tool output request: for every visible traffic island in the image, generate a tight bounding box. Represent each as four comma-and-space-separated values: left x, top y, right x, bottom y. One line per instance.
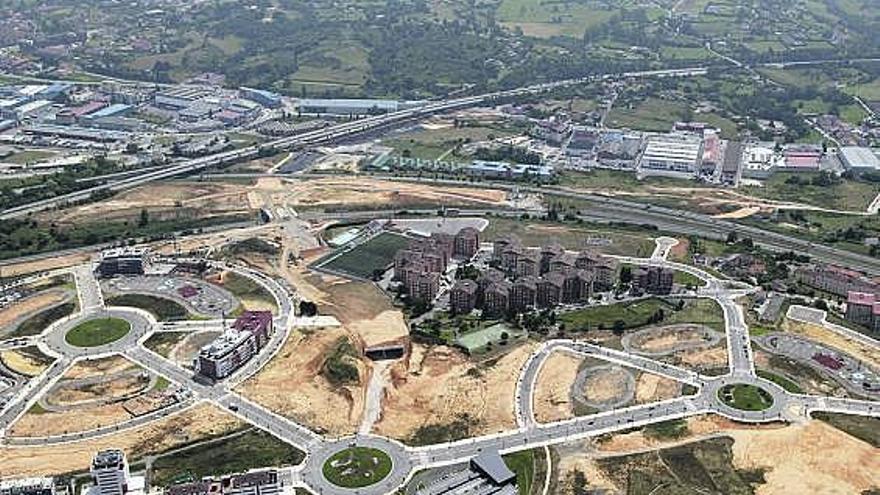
64, 317, 132, 347
322, 446, 393, 489
717, 383, 774, 411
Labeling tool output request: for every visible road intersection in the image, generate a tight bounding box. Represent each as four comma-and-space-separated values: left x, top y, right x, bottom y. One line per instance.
0, 240, 878, 495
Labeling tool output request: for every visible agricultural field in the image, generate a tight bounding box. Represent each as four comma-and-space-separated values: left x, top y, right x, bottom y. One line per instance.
316, 232, 410, 280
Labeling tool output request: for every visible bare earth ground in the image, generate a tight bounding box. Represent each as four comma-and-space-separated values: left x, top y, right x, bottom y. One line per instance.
64, 355, 137, 380
782, 319, 880, 370
674, 345, 729, 371
0, 349, 51, 376
582, 367, 630, 404
0, 403, 243, 477
316, 276, 409, 348
752, 349, 842, 396
10, 403, 133, 437
47, 372, 149, 407
0, 290, 67, 329
730, 421, 880, 495
633, 373, 681, 404
171, 331, 221, 369
374, 342, 538, 441
0, 252, 91, 277
236, 327, 366, 436
631, 325, 711, 354
248, 177, 508, 211
534, 351, 582, 423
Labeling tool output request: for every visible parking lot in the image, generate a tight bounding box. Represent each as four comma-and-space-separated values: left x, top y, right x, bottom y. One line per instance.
101, 275, 239, 318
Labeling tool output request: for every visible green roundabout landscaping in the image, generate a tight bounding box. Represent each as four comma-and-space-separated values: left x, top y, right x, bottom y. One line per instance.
717, 383, 774, 411
64, 317, 132, 347
322, 447, 392, 488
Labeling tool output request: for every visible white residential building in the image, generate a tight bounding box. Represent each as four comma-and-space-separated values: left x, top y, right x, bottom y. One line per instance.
91, 449, 131, 495
0, 478, 54, 495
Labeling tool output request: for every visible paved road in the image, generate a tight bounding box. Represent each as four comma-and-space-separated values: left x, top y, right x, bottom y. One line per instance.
1, 244, 879, 495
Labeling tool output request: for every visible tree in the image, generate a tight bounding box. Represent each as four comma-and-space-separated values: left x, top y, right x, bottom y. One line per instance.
619, 265, 633, 284
138, 209, 149, 227
726, 231, 738, 244
612, 319, 626, 336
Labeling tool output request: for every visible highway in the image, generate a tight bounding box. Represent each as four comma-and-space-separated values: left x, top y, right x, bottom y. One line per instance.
0, 66, 712, 220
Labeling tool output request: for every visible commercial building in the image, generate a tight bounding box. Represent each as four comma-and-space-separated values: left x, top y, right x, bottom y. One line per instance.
239, 87, 282, 109
197, 311, 273, 380
97, 248, 150, 278
295, 98, 421, 115
638, 133, 704, 178
0, 478, 54, 495
466, 161, 555, 181
839, 146, 880, 173
81, 103, 133, 122
91, 449, 131, 495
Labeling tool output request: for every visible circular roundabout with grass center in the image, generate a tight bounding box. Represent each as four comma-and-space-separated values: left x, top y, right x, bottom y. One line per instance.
322, 446, 393, 488
64, 317, 132, 347
717, 383, 774, 411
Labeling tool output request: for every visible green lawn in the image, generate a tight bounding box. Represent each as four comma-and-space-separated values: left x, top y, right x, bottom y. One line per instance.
150, 429, 305, 486
606, 98, 691, 132
106, 294, 189, 321
756, 370, 803, 394
560, 297, 723, 333
717, 384, 774, 411
496, 0, 616, 38
220, 272, 277, 312
503, 450, 536, 495
741, 173, 879, 212
319, 232, 410, 279
64, 318, 131, 347
322, 447, 392, 489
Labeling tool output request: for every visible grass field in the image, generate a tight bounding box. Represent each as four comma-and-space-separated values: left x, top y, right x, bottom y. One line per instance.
560, 297, 723, 333
812, 412, 880, 448
149, 429, 305, 486
496, 0, 616, 38
106, 294, 189, 321
717, 384, 773, 411
221, 272, 277, 312
606, 98, 691, 132
756, 369, 803, 394
503, 449, 536, 495
64, 318, 131, 347
7, 302, 76, 338
3, 150, 56, 164
319, 232, 410, 279
741, 173, 878, 212
322, 447, 392, 488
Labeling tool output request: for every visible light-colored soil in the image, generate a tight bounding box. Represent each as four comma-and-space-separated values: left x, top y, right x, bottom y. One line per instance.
0, 404, 243, 477
47, 372, 150, 407
47, 182, 251, 224
581, 367, 630, 404
667, 237, 690, 261
65, 355, 137, 380
236, 327, 366, 436
315, 276, 409, 348
374, 342, 537, 441
171, 331, 221, 370
782, 319, 880, 370
633, 373, 681, 404
632, 326, 711, 354
0, 291, 67, 329
675, 345, 729, 371
533, 351, 582, 423
251, 177, 507, 211
730, 420, 880, 495
10, 403, 133, 437
594, 415, 775, 454
0, 349, 51, 376
0, 253, 91, 277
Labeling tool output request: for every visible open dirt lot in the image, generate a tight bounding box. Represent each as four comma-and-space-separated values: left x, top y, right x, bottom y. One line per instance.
0, 290, 67, 329
65, 355, 138, 380
10, 403, 133, 437
533, 351, 582, 423
730, 420, 880, 495
633, 373, 681, 404
673, 345, 729, 371
248, 176, 508, 211
0, 349, 52, 376
171, 331, 221, 369
0, 404, 243, 477
782, 319, 880, 370
317, 277, 408, 348
373, 342, 538, 441
581, 367, 631, 405
45, 182, 251, 224
47, 372, 150, 407
0, 253, 91, 277
236, 327, 366, 436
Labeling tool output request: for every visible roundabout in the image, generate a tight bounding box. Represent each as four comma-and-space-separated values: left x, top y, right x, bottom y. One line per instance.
322, 446, 393, 489
717, 383, 774, 411
64, 317, 131, 348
